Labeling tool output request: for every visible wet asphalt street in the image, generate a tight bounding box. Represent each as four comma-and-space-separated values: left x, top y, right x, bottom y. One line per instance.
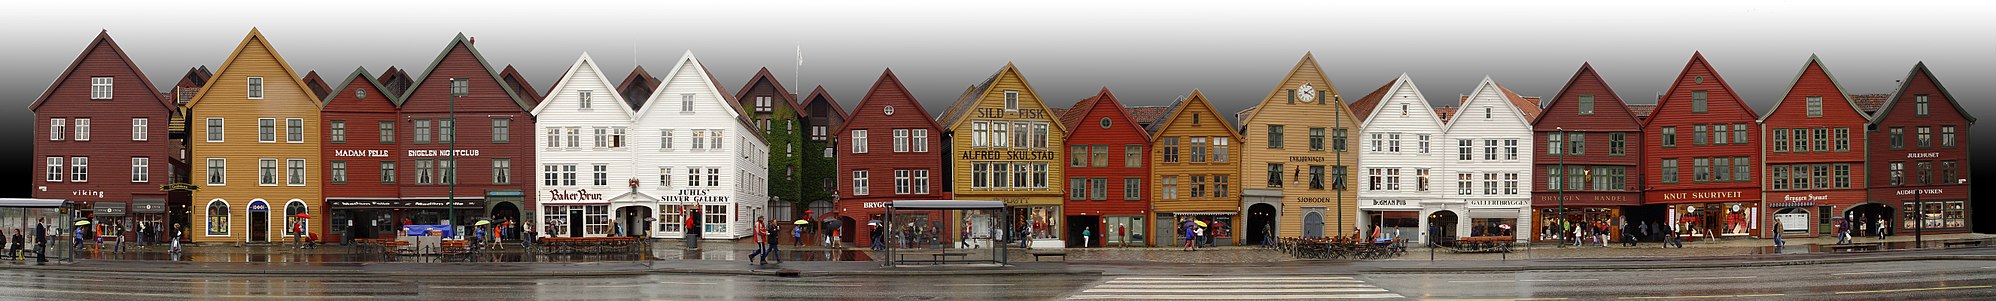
0, 260, 1989, 300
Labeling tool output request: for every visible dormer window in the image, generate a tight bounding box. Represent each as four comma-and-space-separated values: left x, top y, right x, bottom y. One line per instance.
90, 77, 113, 99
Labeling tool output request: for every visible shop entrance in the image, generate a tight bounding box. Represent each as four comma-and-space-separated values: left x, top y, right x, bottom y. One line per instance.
1065, 215, 1101, 248
567, 209, 585, 238
1428, 210, 1459, 243
1302, 212, 1324, 238
492, 202, 522, 239
247, 201, 269, 242
838, 216, 858, 243
1246, 204, 1276, 244
1847, 203, 1893, 237
617, 206, 652, 237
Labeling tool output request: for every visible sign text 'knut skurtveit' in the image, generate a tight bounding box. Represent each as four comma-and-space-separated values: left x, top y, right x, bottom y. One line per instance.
1659, 190, 1746, 201
663, 189, 729, 203
548, 189, 604, 201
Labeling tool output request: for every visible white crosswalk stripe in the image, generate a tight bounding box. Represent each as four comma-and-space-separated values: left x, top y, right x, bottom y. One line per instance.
1069, 275, 1403, 300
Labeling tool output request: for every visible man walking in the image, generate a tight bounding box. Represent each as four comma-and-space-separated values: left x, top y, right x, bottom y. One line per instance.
764, 219, 782, 264
1771, 218, 1786, 249
34, 219, 47, 264
749, 216, 767, 265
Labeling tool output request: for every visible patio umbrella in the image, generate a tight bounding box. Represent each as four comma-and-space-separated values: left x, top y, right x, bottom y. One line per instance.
794, 220, 811, 225
74, 220, 91, 226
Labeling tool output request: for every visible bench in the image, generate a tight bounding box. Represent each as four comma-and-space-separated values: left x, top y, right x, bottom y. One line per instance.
1943, 240, 1984, 248
1827, 244, 1879, 252
1029, 250, 1067, 261
893, 252, 969, 265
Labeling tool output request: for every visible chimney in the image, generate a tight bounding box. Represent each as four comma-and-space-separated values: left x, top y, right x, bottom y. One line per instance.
470, 37, 476, 45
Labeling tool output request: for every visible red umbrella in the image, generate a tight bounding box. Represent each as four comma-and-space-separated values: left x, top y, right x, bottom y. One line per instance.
295, 213, 311, 219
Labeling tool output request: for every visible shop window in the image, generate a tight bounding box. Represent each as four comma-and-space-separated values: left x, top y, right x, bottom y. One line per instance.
206, 200, 230, 236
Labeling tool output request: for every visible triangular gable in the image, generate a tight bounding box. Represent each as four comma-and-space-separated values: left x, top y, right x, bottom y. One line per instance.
1532, 63, 1643, 128
31, 30, 173, 112
1147, 89, 1243, 141
1355, 74, 1445, 131
499, 65, 543, 104
1346, 76, 1398, 121
636, 51, 760, 144
735, 67, 806, 119
1872, 62, 1977, 125
1064, 88, 1152, 142
837, 68, 944, 134
1757, 55, 1868, 123
1642, 52, 1757, 128
1441, 77, 1534, 132
530, 53, 635, 119
301, 70, 333, 100
803, 85, 848, 120
617, 65, 660, 110
936, 63, 1069, 134
320, 67, 403, 109
1239, 52, 1349, 125
396, 33, 530, 111
185, 28, 322, 108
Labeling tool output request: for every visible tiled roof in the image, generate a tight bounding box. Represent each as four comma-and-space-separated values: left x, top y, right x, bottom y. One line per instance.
1851, 93, 1888, 114
1346, 78, 1398, 120
1434, 106, 1457, 123
1127, 106, 1171, 127
1626, 104, 1657, 119
938, 66, 1007, 128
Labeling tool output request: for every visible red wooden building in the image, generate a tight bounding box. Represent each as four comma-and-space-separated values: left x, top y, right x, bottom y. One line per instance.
834, 69, 948, 248
320, 67, 407, 241
1641, 52, 1762, 239
1867, 62, 1974, 235
1530, 63, 1644, 242
382, 34, 538, 232
31, 31, 183, 242
1057, 88, 1151, 248
1758, 55, 1870, 238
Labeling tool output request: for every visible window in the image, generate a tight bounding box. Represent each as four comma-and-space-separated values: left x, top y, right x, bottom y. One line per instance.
593, 127, 607, 148
1161, 176, 1178, 200
1215, 137, 1230, 161
1370, 133, 1383, 152
610, 127, 626, 148
1661, 158, 1678, 184
1483, 173, 1499, 195
1367, 168, 1382, 191
381, 161, 396, 183
1386, 168, 1402, 191
1609, 132, 1626, 155
1484, 139, 1499, 160
1484, 107, 1492, 119
1268, 125, 1285, 148
1734, 124, 1747, 144
658, 129, 674, 150
893, 129, 909, 152
1389, 133, 1402, 152
707, 167, 720, 187
259, 158, 278, 186
1457, 173, 1472, 195
1003, 91, 1019, 111
90, 77, 113, 99
327, 120, 347, 143
1712, 125, 1726, 145
491, 158, 510, 184
1888, 162, 1904, 186
853, 170, 870, 195
1333, 129, 1348, 152
972, 163, 988, 189
1812, 128, 1828, 152
450, 78, 469, 96
685, 167, 701, 187
897, 170, 912, 194
990, 122, 1009, 148
1190, 137, 1207, 163
577, 90, 593, 109
207, 158, 225, 185
1772, 129, 1788, 152
1593, 167, 1625, 191
46, 157, 61, 182
1577, 95, 1594, 115
1266, 163, 1283, 188
1308, 165, 1325, 190
1792, 128, 1808, 152
1162, 137, 1179, 163
1504, 173, 1519, 194
587, 164, 604, 186
1660, 126, 1676, 147
247, 77, 264, 99
972, 121, 988, 147
1191, 175, 1206, 197
1915, 95, 1929, 116
379, 121, 396, 144
1917, 161, 1934, 185
437, 119, 453, 143
1124, 178, 1142, 200
1772, 165, 1788, 190
285, 118, 303, 142
680, 94, 695, 112
914, 169, 930, 194
131, 118, 148, 141
851, 130, 867, 153
1505, 139, 1520, 160
1125, 144, 1142, 168
414, 120, 432, 144
1917, 127, 1932, 148
1713, 157, 1730, 182
1941, 126, 1955, 148
1735, 157, 1750, 182
73, 118, 90, 141
257, 118, 275, 142
1308, 127, 1326, 151
1091, 178, 1108, 200
1889, 127, 1904, 149
1693, 158, 1709, 182
1547, 133, 1563, 155
328, 160, 346, 184
1835, 164, 1852, 188
415, 159, 434, 185
703, 205, 729, 234
492, 119, 510, 143
1069, 145, 1087, 167
206, 200, 230, 236
49, 119, 64, 141
1547, 166, 1562, 191
1939, 161, 1958, 184
1690, 90, 1707, 113
1693, 125, 1707, 145
126, 157, 149, 183
1458, 139, 1472, 161
913, 129, 929, 152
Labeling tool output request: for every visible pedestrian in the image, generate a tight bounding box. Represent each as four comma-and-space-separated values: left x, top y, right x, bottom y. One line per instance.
168, 224, 181, 256
522, 220, 536, 250
1182, 220, 1197, 251
1875, 219, 1887, 240
750, 216, 767, 265
764, 220, 782, 264
791, 222, 804, 247
1081, 227, 1092, 248
1833, 219, 1850, 245
115, 224, 126, 253
34, 218, 47, 264
870, 223, 885, 251
1771, 218, 1785, 248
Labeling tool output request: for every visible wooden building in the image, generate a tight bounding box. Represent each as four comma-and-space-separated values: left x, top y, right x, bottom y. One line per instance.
630, 51, 768, 240
1866, 62, 1974, 235
31, 30, 182, 243
733, 68, 809, 220
393, 34, 538, 230
1437, 77, 1540, 243
1351, 74, 1446, 244
1642, 52, 1762, 239
1237, 53, 1360, 240
938, 63, 1068, 248
188, 29, 325, 243
530, 53, 639, 238
319, 67, 408, 241
1759, 55, 1870, 238
799, 86, 845, 227
1057, 88, 1151, 248
1146, 90, 1243, 246
1531, 63, 1644, 242
835, 69, 948, 247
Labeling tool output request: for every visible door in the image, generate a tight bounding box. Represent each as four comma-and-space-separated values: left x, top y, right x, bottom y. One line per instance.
1065, 216, 1101, 248
568, 209, 585, 237
1428, 210, 1459, 243
1247, 204, 1277, 245
248, 211, 269, 242
1303, 212, 1324, 238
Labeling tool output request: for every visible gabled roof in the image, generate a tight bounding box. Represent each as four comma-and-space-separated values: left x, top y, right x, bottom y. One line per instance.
397, 33, 531, 111
936, 63, 1068, 134
1441, 77, 1536, 132
1498, 85, 1544, 121
376, 66, 414, 97
320, 67, 402, 109
1434, 106, 1457, 123
1851, 94, 1888, 114
617, 65, 661, 110
1626, 104, 1656, 119
185, 28, 321, 108
1127, 106, 1171, 127
1238, 52, 1348, 125
1146, 89, 1243, 141
734, 67, 806, 119
1643, 52, 1757, 128
1062, 88, 1151, 141
1758, 54, 1868, 123
837, 68, 942, 134
301, 70, 333, 100
498, 65, 542, 104
1353, 73, 1444, 131
1871, 62, 1977, 125
177, 66, 213, 88
1346, 76, 1398, 120
31, 30, 172, 112
635, 51, 757, 138
1531, 63, 1642, 128
530, 53, 635, 119
802, 85, 848, 120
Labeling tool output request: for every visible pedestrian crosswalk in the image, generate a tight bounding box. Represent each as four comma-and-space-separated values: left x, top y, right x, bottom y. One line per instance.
1066, 275, 1403, 300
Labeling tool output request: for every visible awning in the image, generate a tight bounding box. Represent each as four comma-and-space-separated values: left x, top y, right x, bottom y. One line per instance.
1469, 210, 1521, 219
328, 198, 482, 209
888, 200, 1004, 210
0, 198, 66, 208
93, 202, 128, 216
133, 198, 167, 214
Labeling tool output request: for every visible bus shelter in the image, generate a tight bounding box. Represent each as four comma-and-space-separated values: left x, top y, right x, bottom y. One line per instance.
882, 200, 1008, 267
0, 198, 77, 262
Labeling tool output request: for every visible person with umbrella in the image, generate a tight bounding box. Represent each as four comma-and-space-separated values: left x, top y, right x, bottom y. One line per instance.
869, 220, 885, 251
824, 218, 843, 248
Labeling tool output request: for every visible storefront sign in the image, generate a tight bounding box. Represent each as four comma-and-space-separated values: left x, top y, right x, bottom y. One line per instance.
71, 190, 104, 198
1775, 213, 1808, 231
1469, 199, 1527, 206
406, 149, 481, 157
548, 189, 605, 201
1769, 201, 1816, 207
1907, 152, 1940, 158
93, 204, 126, 216
1287, 156, 1325, 162
1367, 199, 1407, 206
999, 197, 1032, 206
1296, 197, 1337, 203
957, 150, 1056, 160
1533, 194, 1630, 203
158, 183, 199, 192
1896, 188, 1944, 195
1659, 190, 1746, 201
972, 108, 1048, 119
328, 199, 479, 208
862, 201, 889, 209
248, 202, 269, 212
332, 149, 394, 157
662, 189, 730, 203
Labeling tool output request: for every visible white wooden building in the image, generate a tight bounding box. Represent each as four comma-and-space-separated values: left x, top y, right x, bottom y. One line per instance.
631, 51, 769, 240
1352, 74, 1447, 244
531, 53, 639, 238
1436, 77, 1539, 243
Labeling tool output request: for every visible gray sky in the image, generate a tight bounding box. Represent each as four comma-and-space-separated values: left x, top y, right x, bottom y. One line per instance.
3, 0, 1991, 196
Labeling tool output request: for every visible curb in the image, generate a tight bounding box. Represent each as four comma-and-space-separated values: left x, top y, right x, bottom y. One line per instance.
0, 262, 1098, 278
1363, 254, 1996, 273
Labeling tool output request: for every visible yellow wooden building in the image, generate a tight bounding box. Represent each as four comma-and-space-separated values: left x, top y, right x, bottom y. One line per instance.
937, 63, 1068, 247
187, 29, 325, 243
1237, 53, 1360, 240
1146, 90, 1246, 245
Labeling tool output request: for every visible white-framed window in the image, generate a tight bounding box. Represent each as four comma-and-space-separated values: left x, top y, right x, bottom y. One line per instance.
593, 127, 608, 148
329, 160, 347, 184
707, 167, 720, 187
992, 122, 1010, 148
74, 118, 90, 141
545, 128, 561, 148
755, 96, 772, 112
1388, 133, 1401, 152
1417, 134, 1430, 153
894, 169, 911, 194
416, 160, 435, 185
287, 118, 303, 143
1805, 96, 1823, 117
258, 118, 276, 142
691, 130, 706, 149
853, 170, 870, 195
1003, 91, 1019, 111
660, 129, 675, 150
655, 166, 674, 188
709, 129, 723, 150
1915, 95, 1929, 116
542, 164, 559, 186
912, 129, 929, 152
1214, 137, 1230, 161
69, 157, 87, 182
1161, 176, 1177, 200
287, 159, 305, 186
247, 77, 264, 99
259, 158, 278, 186
131, 157, 150, 183
680, 94, 695, 112
893, 129, 909, 152
851, 130, 868, 153
578, 90, 593, 109
46, 157, 62, 182
49, 118, 64, 141
685, 167, 702, 187
610, 127, 626, 148
593, 164, 608, 186
206, 158, 225, 185
972, 121, 988, 147
131, 118, 148, 141
90, 77, 113, 99
913, 169, 930, 194
492, 158, 511, 184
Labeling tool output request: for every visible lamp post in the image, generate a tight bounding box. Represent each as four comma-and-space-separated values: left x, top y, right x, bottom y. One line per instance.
1914, 189, 1922, 248
1554, 127, 1566, 248
449, 78, 466, 236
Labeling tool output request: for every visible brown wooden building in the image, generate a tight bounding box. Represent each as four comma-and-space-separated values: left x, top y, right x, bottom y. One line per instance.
1641, 52, 1762, 239
1758, 55, 1871, 238
1531, 63, 1644, 242
1146, 90, 1243, 246
835, 69, 948, 248
31, 30, 183, 243
1866, 62, 1974, 235
388, 34, 537, 230
1057, 88, 1152, 247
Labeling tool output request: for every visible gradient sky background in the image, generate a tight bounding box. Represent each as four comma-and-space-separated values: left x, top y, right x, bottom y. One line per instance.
1, 0, 1989, 202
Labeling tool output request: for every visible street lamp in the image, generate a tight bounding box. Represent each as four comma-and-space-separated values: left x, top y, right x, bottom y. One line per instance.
1913, 189, 1922, 248
1555, 127, 1566, 248
449, 78, 467, 237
